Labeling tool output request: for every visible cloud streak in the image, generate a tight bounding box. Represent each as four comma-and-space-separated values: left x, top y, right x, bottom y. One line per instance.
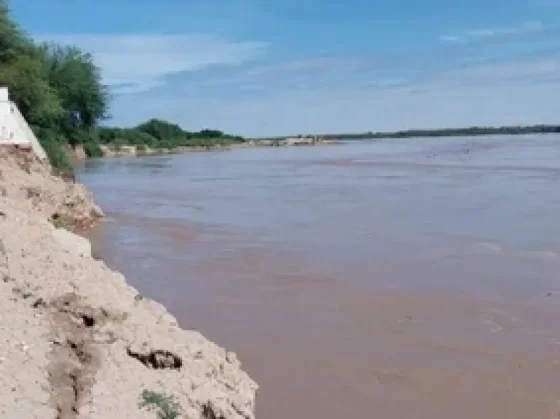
35, 17, 560, 136
439, 35, 466, 43
109, 48, 560, 136
37, 33, 268, 93
441, 20, 547, 43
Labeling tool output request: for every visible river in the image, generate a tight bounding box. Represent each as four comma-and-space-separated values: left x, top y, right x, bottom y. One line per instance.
80, 135, 560, 419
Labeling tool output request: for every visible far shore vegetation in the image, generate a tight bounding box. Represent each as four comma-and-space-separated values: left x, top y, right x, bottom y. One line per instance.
256, 124, 560, 142
0, 0, 244, 176
91, 121, 244, 158
335, 125, 560, 139
2, 0, 559, 177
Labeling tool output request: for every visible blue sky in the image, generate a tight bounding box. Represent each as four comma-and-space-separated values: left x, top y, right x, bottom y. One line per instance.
10, 0, 560, 136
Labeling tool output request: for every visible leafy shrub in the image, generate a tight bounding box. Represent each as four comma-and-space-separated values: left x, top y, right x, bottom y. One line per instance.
155, 139, 174, 149
136, 119, 184, 141
50, 213, 70, 229
139, 390, 181, 419
35, 127, 73, 175
83, 141, 103, 158
94, 122, 243, 152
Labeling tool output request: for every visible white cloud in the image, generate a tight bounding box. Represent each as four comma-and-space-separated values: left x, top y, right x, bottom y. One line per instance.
36, 33, 267, 93
429, 53, 560, 86
185, 55, 384, 91
37, 25, 559, 136
442, 20, 547, 43
109, 51, 560, 136
439, 35, 466, 43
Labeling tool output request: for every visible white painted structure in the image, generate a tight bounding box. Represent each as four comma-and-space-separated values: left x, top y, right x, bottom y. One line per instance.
0, 87, 47, 160
284, 136, 317, 146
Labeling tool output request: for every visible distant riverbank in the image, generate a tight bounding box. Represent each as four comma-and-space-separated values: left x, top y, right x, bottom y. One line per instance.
254, 124, 560, 142
71, 136, 342, 160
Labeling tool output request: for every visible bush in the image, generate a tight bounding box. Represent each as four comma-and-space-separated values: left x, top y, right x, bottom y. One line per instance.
154, 139, 174, 149
94, 123, 244, 153
136, 119, 184, 141
139, 390, 180, 419
35, 127, 73, 175
83, 141, 103, 158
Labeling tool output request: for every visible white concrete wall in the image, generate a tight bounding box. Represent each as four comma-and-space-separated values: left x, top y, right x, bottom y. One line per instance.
0, 96, 16, 146
0, 87, 47, 160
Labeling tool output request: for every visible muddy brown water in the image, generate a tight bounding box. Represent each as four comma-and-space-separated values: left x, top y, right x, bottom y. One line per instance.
81, 135, 560, 419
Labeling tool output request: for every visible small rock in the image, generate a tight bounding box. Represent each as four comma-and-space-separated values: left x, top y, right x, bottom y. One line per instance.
226, 351, 238, 364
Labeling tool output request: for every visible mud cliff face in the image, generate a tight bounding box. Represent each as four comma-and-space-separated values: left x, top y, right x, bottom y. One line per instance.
0, 150, 103, 231
0, 150, 257, 418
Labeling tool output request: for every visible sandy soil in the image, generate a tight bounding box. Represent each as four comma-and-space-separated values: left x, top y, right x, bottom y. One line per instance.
0, 150, 257, 418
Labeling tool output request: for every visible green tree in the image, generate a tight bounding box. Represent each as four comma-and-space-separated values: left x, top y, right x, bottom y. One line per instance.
0, 0, 26, 61
198, 129, 223, 138
136, 119, 184, 142
0, 1, 62, 126
0, 52, 63, 125
40, 43, 109, 145
0, 0, 70, 173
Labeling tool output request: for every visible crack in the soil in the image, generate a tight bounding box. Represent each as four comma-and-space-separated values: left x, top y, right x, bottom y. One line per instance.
47, 293, 102, 419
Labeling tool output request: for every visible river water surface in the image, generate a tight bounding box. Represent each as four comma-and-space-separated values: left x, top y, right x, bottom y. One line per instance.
80, 136, 560, 419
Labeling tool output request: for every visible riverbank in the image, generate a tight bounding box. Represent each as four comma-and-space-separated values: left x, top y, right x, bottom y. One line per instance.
98, 142, 254, 158
0, 149, 257, 418
71, 137, 341, 160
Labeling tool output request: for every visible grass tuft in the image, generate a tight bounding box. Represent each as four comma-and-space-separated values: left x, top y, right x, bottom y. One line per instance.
139, 389, 181, 419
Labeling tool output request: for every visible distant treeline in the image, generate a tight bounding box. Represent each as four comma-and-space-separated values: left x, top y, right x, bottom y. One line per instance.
319, 125, 560, 140
85, 119, 245, 157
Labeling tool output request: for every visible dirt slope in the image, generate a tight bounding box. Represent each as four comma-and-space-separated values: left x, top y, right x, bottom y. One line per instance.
0, 150, 257, 419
